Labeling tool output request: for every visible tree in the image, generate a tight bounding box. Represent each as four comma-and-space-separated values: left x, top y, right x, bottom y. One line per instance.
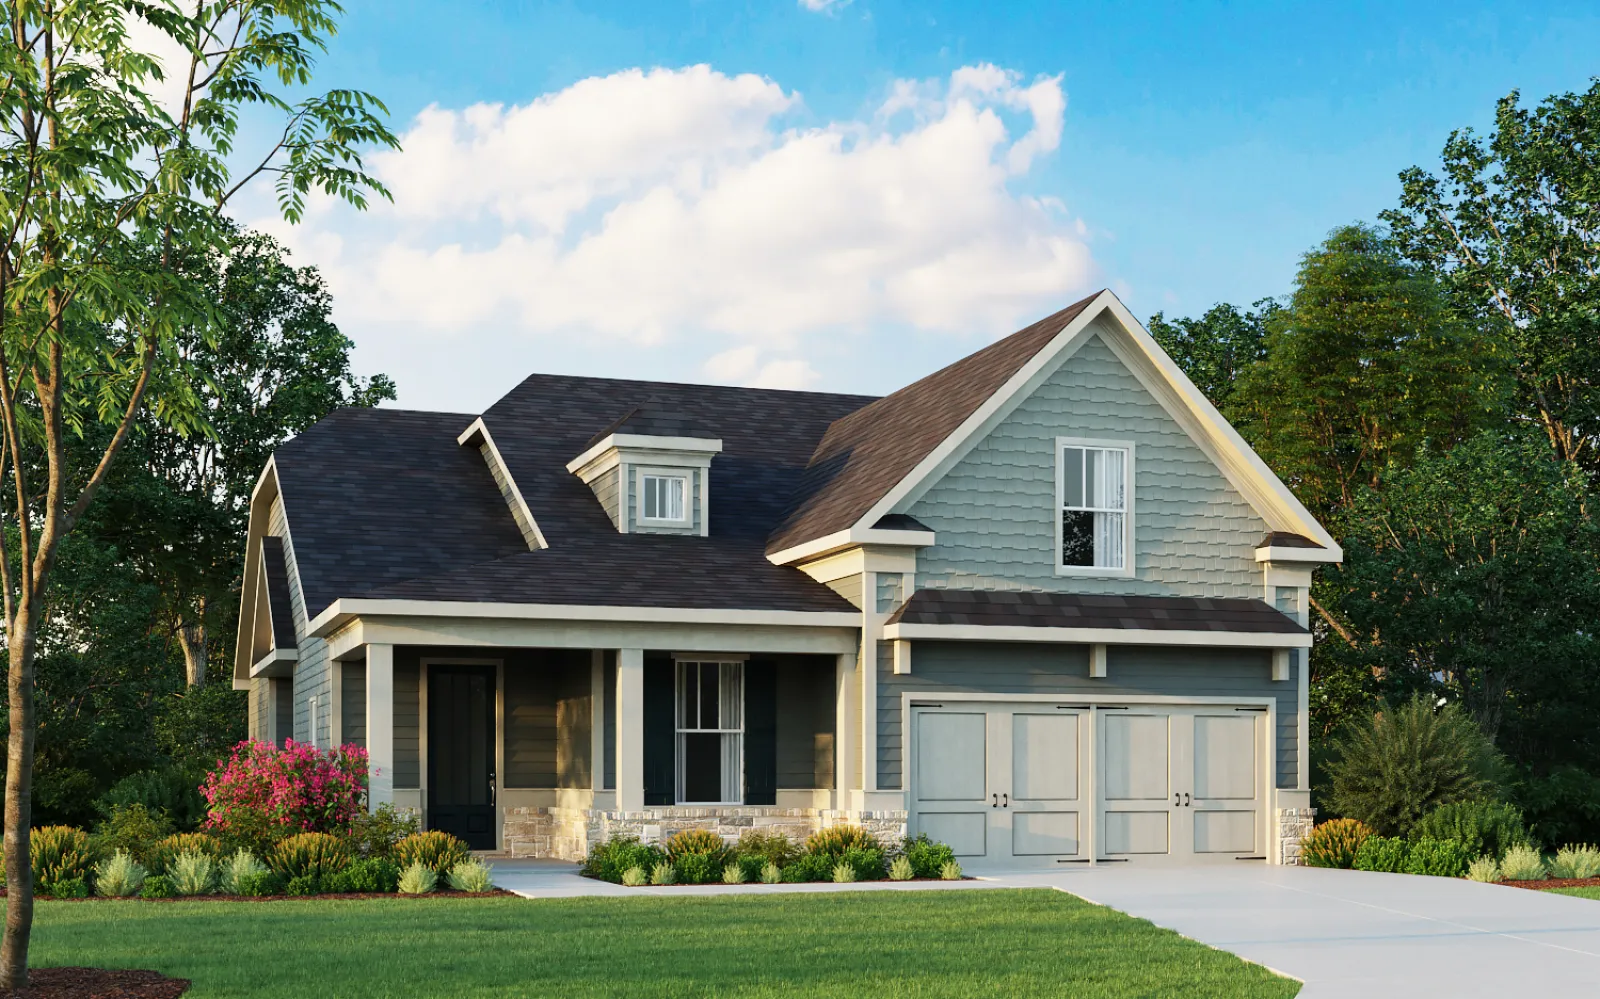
1382, 80, 1600, 467
1228, 224, 1509, 524
1147, 298, 1279, 411
0, 2, 395, 983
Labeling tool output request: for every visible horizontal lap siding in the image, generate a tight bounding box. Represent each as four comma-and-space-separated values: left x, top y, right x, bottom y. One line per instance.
394, 657, 421, 788
877, 640, 1298, 790
341, 664, 367, 749
249, 679, 269, 741
773, 655, 835, 789
825, 573, 863, 609
503, 650, 592, 789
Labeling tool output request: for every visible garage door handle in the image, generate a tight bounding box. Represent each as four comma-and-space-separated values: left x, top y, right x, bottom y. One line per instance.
992, 793, 999, 808
1184, 792, 1191, 807
1002, 793, 1009, 808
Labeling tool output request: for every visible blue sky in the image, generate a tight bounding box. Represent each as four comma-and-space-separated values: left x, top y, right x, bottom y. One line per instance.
261, 1, 1600, 412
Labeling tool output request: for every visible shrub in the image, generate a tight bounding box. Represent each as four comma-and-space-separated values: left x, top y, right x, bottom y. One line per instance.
140, 875, 174, 899
901, 835, 957, 879
394, 831, 470, 876
398, 860, 436, 894
41, 877, 88, 899
1548, 844, 1600, 880
760, 861, 780, 884
830, 860, 857, 883
234, 870, 282, 897
345, 804, 420, 859
1467, 855, 1501, 882
779, 852, 834, 883
1514, 765, 1600, 849
1405, 837, 1472, 877
721, 862, 747, 885
939, 860, 963, 880
649, 861, 676, 886
733, 854, 766, 883
841, 847, 886, 881
97, 768, 207, 833
201, 739, 369, 853
218, 850, 270, 895
665, 829, 727, 861
446, 859, 495, 893
1410, 801, 1530, 860
805, 826, 877, 857
621, 866, 648, 887
269, 831, 354, 882
1499, 844, 1547, 881
889, 856, 915, 881
170, 851, 217, 896
733, 830, 796, 867
333, 858, 401, 893
1301, 818, 1373, 869
1324, 697, 1507, 837
30, 826, 97, 888
92, 804, 173, 865
1353, 835, 1410, 873
93, 851, 148, 898
285, 875, 319, 896
149, 832, 224, 876
581, 836, 667, 884
675, 852, 721, 885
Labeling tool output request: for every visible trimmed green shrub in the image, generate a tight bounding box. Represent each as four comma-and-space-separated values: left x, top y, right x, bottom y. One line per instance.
218, 850, 270, 895
397, 861, 436, 894
234, 870, 281, 897
41, 877, 89, 899
648, 861, 676, 886
581, 836, 668, 884
721, 862, 747, 885
170, 851, 217, 896
269, 832, 354, 882
841, 847, 886, 881
285, 875, 319, 896
760, 861, 780, 884
674, 852, 720, 884
394, 831, 470, 877
1404, 837, 1472, 877
1499, 843, 1547, 881
1353, 835, 1410, 873
1324, 697, 1507, 837
331, 857, 401, 893
901, 834, 957, 879
734, 854, 765, 883
1301, 818, 1373, 869
93, 851, 148, 898
779, 852, 834, 883
1467, 855, 1501, 882
345, 803, 420, 860
830, 860, 857, 883
939, 860, 963, 880
1548, 844, 1600, 880
621, 866, 647, 887
1410, 801, 1530, 860
889, 856, 915, 881
140, 875, 175, 899
31, 826, 97, 887
805, 825, 877, 857
92, 804, 173, 866
666, 829, 727, 859
734, 830, 796, 868
148, 832, 223, 876
446, 859, 495, 893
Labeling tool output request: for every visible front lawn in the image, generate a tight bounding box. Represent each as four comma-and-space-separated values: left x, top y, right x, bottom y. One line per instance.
1547, 886, 1600, 900
20, 889, 1299, 998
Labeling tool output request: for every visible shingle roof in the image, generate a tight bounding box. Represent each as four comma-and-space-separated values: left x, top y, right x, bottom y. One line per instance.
766, 292, 1101, 555
1257, 531, 1325, 549
886, 588, 1307, 635
260, 536, 298, 648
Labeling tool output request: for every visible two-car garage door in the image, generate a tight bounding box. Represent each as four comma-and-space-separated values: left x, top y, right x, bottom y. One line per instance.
909, 701, 1268, 867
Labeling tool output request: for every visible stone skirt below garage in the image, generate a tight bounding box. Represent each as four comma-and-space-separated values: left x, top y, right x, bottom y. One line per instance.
502, 806, 909, 861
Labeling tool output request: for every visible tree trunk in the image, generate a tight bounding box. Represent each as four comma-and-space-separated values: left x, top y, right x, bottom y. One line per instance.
1, 599, 39, 989
179, 609, 207, 688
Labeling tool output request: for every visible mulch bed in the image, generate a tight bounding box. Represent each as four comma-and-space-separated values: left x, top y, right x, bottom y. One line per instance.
8, 889, 514, 903
1501, 877, 1600, 891
0, 967, 188, 998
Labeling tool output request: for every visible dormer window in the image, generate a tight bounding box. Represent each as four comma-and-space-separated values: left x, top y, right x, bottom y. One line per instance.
1057, 437, 1134, 576
641, 472, 689, 525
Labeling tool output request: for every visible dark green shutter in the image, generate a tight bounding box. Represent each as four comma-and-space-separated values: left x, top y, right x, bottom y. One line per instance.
744, 660, 778, 805
643, 657, 676, 806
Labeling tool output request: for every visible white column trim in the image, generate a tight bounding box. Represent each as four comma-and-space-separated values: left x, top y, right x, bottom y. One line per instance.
590, 650, 605, 792
616, 648, 645, 811
365, 643, 395, 810
835, 649, 858, 805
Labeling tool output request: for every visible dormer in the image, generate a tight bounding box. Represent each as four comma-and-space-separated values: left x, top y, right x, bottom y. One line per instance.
566, 408, 722, 537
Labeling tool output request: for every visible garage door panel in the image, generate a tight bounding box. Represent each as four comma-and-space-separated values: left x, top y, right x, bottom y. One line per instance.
916, 712, 987, 801
1012, 713, 1078, 802
1194, 809, 1257, 854
920, 812, 987, 857
1103, 714, 1169, 801
1013, 811, 1080, 856
1193, 714, 1256, 801
1104, 810, 1169, 854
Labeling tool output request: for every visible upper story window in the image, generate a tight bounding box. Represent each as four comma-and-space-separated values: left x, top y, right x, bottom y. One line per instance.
641, 472, 688, 524
1057, 438, 1133, 575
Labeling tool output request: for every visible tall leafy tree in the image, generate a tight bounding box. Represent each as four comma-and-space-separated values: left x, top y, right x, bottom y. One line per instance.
0, 2, 395, 983
1147, 298, 1279, 411
1383, 81, 1600, 467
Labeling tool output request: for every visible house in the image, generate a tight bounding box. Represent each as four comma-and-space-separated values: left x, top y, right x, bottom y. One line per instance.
233, 290, 1339, 868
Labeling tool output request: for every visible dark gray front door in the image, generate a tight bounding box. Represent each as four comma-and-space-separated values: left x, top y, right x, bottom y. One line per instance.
427, 665, 496, 850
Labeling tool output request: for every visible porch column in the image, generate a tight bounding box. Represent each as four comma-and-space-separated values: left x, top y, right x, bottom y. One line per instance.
365, 643, 395, 810
616, 648, 645, 812
590, 650, 606, 795
835, 649, 858, 806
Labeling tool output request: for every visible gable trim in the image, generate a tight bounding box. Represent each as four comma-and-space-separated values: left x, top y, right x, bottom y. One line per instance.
459, 417, 549, 551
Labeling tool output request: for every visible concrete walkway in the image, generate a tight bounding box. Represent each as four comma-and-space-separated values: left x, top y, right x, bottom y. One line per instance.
490, 860, 1600, 998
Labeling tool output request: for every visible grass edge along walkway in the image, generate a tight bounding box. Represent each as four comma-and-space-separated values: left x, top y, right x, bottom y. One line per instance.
1547, 886, 1600, 901
22, 887, 1301, 998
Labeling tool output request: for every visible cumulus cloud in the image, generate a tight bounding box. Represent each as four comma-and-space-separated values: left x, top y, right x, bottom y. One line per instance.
277, 63, 1096, 394
798, 0, 852, 12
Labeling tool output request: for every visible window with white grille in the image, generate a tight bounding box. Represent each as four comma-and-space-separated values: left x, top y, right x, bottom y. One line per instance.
675, 660, 743, 803
1059, 441, 1132, 573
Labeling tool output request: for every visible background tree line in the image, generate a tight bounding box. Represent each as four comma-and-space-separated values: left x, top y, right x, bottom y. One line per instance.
1150, 79, 1600, 844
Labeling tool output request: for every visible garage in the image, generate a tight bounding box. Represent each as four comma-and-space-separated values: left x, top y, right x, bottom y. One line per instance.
908, 698, 1270, 867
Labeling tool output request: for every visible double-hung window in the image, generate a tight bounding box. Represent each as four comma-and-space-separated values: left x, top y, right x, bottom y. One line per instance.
675, 660, 743, 803
641, 473, 688, 525
1058, 439, 1132, 574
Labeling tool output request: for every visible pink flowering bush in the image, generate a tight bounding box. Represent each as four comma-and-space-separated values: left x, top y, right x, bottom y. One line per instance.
201, 740, 369, 853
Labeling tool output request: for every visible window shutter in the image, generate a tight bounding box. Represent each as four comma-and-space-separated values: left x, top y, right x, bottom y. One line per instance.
744, 660, 778, 806
643, 657, 676, 806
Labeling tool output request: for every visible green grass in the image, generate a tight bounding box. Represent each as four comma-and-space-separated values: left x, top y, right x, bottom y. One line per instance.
1546, 886, 1600, 900
19, 889, 1299, 998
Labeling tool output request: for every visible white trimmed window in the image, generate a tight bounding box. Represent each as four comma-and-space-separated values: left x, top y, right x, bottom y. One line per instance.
640, 473, 688, 524
1058, 439, 1132, 574
675, 660, 743, 804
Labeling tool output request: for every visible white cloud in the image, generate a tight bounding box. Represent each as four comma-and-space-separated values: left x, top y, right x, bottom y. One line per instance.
277, 63, 1097, 396
798, 0, 852, 12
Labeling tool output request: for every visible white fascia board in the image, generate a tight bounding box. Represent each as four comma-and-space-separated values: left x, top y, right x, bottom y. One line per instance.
234, 458, 280, 683
767, 527, 937, 566
308, 598, 861, 639
566, 433, 722, 474
1255, 545, 1341, 564
459, 417, 549, 551
250, 645, 300, 678
882, 621, 1312, 649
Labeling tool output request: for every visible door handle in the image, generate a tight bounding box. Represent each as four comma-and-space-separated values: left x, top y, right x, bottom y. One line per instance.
1174, 792, 1181, 807
1184, 792, 1191, 807
992, 793, 999, 808
490, 770, 497, 807
1002, 793, 1009, 808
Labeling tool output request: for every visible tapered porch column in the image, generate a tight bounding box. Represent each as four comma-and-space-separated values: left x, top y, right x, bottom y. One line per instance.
616, 648, 645, 812
365, 643, 395, 809
835, 649, 858, 806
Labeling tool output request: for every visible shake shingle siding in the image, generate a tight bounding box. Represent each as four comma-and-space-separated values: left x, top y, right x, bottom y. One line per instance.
909, 333, 1268, 600
270, 494, 332, 748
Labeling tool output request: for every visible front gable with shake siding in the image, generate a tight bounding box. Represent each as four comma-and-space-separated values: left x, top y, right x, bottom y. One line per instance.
233, 289, 1340, 868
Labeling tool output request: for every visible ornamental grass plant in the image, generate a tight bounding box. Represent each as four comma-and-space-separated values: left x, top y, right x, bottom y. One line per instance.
397, 861, 436, 895
31, 826, 97, 888
92, 852, 147, 898
1499, 844, 1547, 881
1466, 855, 1501, 882
1300, 818, 1373, 869
805, 826, 877, 857
149, 833, 223, 876
1547, 844, 1600, 880
446, 859, 495, 893
394, 831, 469, 876
269, 831, 355, 882
218, 850, 270, 895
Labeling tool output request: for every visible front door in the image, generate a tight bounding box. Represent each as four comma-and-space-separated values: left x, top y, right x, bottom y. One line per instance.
427, 665, 496, 850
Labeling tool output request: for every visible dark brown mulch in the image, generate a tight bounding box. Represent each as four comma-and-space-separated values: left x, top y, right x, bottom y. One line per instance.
0, 967, 188, 998
24, 889, 513, 903
1502, 877, 1600, 890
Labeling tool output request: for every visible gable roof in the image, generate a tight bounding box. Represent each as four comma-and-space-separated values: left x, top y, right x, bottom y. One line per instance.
767, 292, 1101, 556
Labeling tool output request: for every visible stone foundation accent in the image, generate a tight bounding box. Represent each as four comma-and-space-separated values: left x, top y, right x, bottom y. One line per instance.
1277, 806, 1317, 865
501, 806, 909, 859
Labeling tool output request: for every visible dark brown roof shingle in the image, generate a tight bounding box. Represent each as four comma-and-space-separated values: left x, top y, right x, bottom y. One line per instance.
886, 588, 1307, 635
